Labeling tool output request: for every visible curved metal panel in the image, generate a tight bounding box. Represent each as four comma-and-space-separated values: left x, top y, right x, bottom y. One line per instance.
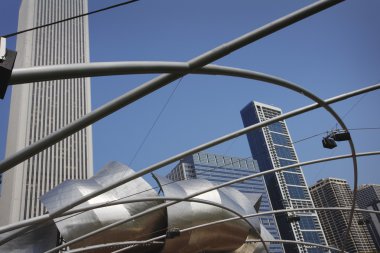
41, 162, 166, 252
153, 174, 262, 253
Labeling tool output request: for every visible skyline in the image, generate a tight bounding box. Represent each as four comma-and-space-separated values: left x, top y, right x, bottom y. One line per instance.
0, 0, 379, 192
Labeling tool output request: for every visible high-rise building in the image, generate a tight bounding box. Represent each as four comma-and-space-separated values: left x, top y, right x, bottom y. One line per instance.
0, 0, 93, 225
357, 184, 380, 250
240, 101, 328, 253
166, 152, 285, 253
309, 178, 377, 252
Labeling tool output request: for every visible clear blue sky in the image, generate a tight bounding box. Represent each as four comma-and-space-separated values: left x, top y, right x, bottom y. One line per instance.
0, 0, 379, 189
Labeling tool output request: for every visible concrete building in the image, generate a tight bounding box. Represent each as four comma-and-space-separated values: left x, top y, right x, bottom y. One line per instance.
166, 152, 285, 253
0, 0, 92, 225
357, 184, 380, 250
240, 101, 328, 253
309, 178, 376, 252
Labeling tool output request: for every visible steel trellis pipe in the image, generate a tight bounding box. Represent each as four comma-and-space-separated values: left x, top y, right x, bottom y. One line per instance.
3, 72, 376, 220
0, 82, 377, 236
0, 0, 349, 248
43, 142, 364, 253
0, 0, 344, 174
68, 197, 267, 253
2, 1, 361, 251
1, 77, 376, 209
2, 79, 379, 249
63, 206, 366, 253
70, 205, 379, 253
0, 149, 379, 235
1, 81, 376, 250
43, 77, 364, 252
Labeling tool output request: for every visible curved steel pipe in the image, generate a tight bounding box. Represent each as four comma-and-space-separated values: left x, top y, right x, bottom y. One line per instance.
1, 76, 372, 249
1, 72, 377, 223
1, 150, 378, 249
64, 241, 164, 253
2, 156, 380, 234
6, 66, 375, 253
0, 2, 364, 251
44, 148, 370, 252
65, 205, 366, 253
9, 197, 266, 253
0, 0, 345, 174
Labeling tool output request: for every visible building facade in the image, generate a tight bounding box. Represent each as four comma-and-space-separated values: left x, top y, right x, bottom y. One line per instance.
240, 101, 328, 253
166, 152, 285, 253
357, 184, 380, 250
0, 0, 93, 225
309, 178, 376, 252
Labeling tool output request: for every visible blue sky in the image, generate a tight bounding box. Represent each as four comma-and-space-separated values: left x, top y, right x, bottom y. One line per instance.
0, 0, 379, 189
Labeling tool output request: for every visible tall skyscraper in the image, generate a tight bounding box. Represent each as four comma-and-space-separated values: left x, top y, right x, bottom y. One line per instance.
0, 0, 93, 225
309, 178, 376, 252
166, 152, 285, 253
356, 184, 380, 250
240, 101, 328, 253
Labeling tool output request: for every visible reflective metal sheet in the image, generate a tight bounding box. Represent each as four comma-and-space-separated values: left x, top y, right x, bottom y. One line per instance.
153, 174, 263, 253
41, 162, 166, 252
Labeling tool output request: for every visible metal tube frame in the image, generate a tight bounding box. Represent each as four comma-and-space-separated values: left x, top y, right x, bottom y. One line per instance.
1, 82, 377, 249
0, 81, 374, 251
0, 0, 345, 174
43, 149, 375, 252
0, 151, 378, 236
0, 77, 377, 252
67, 205, 369, 253
48, 81, 377, 252
0, 1, 370, 252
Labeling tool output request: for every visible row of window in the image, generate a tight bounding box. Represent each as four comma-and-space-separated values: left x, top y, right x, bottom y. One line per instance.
283, 172, 304, 186
275, 145, 296, 160
288, 186, 309, 200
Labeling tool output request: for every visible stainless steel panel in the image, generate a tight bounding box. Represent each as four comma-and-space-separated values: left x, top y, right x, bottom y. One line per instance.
41, 162, 166, 252
153, 175, 264, 253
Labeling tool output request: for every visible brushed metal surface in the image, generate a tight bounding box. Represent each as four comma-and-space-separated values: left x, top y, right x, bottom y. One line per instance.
153, 174, 263, 253
41, 161, 166, 252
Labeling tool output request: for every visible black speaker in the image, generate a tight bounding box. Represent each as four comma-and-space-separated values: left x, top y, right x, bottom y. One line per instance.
0, 49, 17, 99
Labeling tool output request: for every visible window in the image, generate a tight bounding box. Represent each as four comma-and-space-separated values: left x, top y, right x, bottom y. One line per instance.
278, 159, 300, 172
302, 231, 321, 244
268, 122, 284, 133
271, 132, 290, 146
298, 216, 316, 229
275, 146, 295, 160
288, 186, 306, 199
307, 248, 325, 253
284, 172, 302, 185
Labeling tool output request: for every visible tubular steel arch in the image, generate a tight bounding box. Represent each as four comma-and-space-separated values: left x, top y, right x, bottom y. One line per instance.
0, 0, 346, 174
38, 70, 368, 252
1, 152, 380, 234
0, 78, 377, 252
0, 0, 374, 252
1, 82, 377, 251
42, 197, 269, 253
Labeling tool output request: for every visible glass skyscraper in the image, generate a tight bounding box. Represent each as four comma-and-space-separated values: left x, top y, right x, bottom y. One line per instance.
240, 101, 328, 253
0, 0, 93, 225
166, 152, 285, 253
